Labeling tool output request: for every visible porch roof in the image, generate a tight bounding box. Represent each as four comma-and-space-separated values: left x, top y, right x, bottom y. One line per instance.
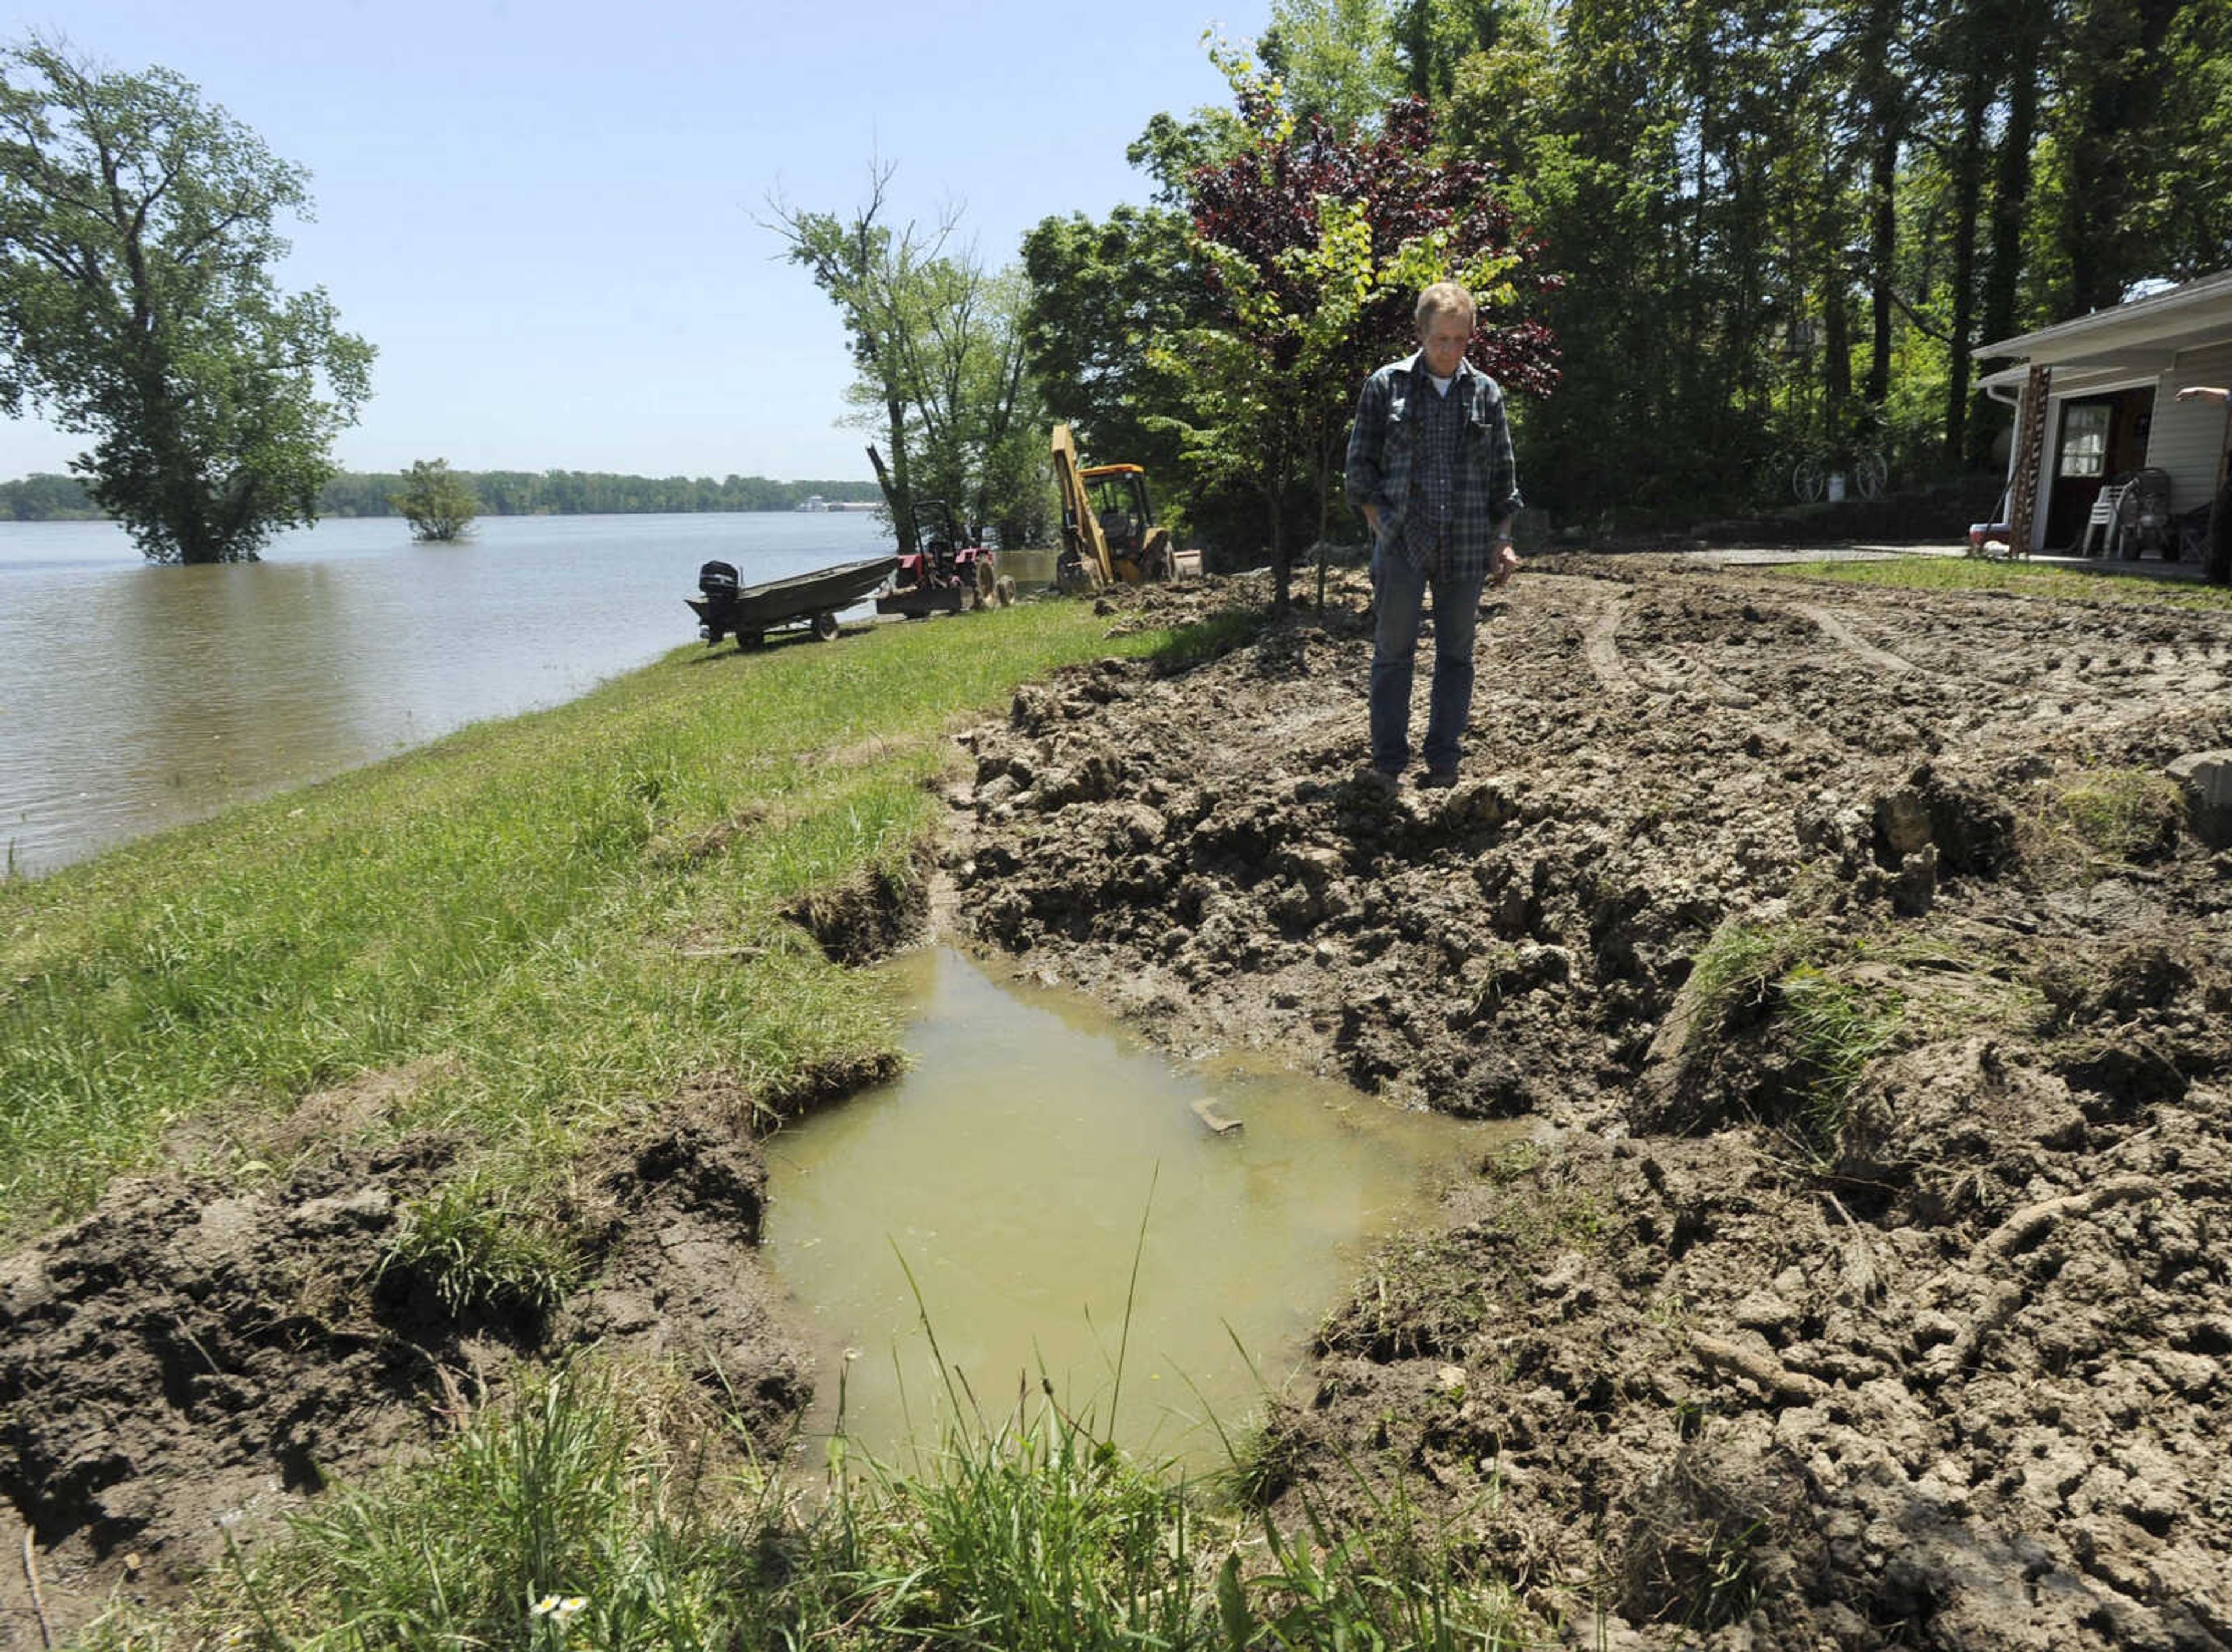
1974, 267, 2232, 375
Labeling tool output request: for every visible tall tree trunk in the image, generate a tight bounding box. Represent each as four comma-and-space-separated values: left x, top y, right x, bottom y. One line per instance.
884, 394, 915, 554
1946, 62, 1990, 467
2057, 0, 2184, 318
1866, 126, 1897, 409
1824, 238, 1852, 440
1979, 5, 2043, 351
1855, 0, 1902, 413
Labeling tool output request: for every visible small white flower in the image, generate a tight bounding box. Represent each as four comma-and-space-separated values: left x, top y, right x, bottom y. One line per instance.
531, 1594, 587, 1623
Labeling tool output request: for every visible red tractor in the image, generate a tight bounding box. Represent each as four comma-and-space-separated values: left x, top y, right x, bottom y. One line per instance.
864, 448, 1013, 616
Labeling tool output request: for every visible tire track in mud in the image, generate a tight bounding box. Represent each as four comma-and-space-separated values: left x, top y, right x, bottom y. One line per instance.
1764, 578, 2231, 752
1578, 588, 1641, 697
1793, 602, 1930, 677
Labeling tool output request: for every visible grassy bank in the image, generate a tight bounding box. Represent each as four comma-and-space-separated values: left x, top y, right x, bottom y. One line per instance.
12, 597, 1548, 1649
1770, 553, 2232, 611
91, 1356, 1537, 1651
0, 606, 1196, 1239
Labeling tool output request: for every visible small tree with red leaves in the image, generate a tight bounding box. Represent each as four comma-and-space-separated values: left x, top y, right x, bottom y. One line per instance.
1153, 63, 1558, 605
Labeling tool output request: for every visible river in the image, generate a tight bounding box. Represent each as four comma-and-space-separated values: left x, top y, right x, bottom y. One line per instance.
0, 512, 897, 878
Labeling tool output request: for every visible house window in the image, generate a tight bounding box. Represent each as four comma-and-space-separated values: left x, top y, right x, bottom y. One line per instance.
2058, 403, 2111, 477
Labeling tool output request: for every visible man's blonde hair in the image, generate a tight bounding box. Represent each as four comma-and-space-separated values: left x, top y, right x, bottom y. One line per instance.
1415, 280, 1477, 331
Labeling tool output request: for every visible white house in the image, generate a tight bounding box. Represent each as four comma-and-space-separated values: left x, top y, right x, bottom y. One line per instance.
1976, 268, 2232, 556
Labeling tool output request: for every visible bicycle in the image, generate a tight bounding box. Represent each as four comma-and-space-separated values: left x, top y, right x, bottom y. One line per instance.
1790, 444, 1888, 504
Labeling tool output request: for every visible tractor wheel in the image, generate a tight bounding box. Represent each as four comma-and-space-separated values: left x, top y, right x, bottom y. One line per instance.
812, 611, 840, 642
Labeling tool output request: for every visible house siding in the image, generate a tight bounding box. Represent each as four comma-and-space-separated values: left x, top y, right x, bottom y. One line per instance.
2151, 342, 2232, 514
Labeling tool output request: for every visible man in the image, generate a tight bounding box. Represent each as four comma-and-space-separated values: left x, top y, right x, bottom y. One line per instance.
1344, 280, 1523, 789
2173, 384, 2232, 587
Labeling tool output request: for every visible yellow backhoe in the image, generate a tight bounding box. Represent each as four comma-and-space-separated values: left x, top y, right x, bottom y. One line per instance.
1050, 424, 1195, 591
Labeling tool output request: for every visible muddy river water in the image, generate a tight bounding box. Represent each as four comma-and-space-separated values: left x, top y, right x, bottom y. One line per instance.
0, 513, 902, 877
763, 946, 1508, 1468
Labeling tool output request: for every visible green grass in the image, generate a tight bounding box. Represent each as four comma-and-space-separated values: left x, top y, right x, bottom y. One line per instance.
0, 605, 1204, 1240
2043, 764, 2187, 863
85, 1351, 1541, 1651
1769, 555, 2232, 612
375, 1174, 582, 1321
1770, 964, 1903, 1150
1680, 920, 1905, 1153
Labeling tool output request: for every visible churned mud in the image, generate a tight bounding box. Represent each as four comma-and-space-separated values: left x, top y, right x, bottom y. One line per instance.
944, 560, 2232, 1649
0, 1087, 810, 1646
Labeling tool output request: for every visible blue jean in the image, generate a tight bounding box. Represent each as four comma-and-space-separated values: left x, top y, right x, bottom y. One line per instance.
1369, 549, 1485, 774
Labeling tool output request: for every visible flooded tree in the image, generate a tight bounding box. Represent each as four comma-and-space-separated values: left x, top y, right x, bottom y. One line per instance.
392, 458, 478, 542
0, 38, 373, 563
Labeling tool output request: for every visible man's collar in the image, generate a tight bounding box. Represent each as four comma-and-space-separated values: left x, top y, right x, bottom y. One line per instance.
1404, 349, 1476, 382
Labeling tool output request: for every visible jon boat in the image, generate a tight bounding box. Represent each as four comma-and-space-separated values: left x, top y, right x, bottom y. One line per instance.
687, 555, 900, 648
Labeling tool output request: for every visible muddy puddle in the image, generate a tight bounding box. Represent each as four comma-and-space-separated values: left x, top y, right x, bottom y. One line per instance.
761, 947, 1505, 1467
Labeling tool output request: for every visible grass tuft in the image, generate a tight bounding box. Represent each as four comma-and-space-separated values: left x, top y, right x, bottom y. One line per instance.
1682, 919, 1820, 1035
1772, 964, 1903, 1150
377, 1175, 581, 1322
1679, 920, 1907, 1154
2044, 764, 2187, 863
86, 1340, 1539, 1650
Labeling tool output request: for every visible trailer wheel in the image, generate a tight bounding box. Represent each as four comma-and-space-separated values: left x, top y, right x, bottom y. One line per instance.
736, 630, 764, 651
812, 610, 840, 642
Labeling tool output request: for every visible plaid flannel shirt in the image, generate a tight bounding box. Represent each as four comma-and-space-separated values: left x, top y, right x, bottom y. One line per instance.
1344, 352, 1522, 582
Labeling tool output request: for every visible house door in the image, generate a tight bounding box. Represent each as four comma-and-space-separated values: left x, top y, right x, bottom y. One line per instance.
2044, 386, 2156, 549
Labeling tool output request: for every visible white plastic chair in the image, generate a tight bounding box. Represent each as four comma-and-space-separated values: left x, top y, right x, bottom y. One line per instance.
2080, 482, 2130, 557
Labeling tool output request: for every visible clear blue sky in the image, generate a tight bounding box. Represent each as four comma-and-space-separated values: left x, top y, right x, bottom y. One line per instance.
0, 0, 1255, 484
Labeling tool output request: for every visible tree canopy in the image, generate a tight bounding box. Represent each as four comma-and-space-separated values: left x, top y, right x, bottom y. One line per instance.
1018, 0, 2232, 558
1024, 42, 1559, 593
392, 457, 477, 542
766, 172, 1051, 552
0, 38, 372, 563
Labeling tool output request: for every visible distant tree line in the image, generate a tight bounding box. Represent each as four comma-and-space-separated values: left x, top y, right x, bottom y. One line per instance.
0, 469, 882, 522
0, 472, 99, 519
317, 470, 882, 517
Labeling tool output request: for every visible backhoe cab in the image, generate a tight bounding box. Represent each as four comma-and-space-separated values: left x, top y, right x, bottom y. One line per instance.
1050, 424, 1190, 591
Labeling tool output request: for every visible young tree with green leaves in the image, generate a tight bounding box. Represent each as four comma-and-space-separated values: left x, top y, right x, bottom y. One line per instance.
0, 38, 373, 564
768, 173, 1047, 549
765, 167, 947, 556
1153, 52, 1557, 603
392, 458, 478, 542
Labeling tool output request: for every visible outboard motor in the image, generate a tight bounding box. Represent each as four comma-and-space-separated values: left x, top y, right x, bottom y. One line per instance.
694, 560, 741, 640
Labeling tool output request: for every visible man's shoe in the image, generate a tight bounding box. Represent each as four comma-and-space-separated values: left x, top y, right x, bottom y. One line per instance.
1418, 766, 1459, 790
1359, 763, 1403, 793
